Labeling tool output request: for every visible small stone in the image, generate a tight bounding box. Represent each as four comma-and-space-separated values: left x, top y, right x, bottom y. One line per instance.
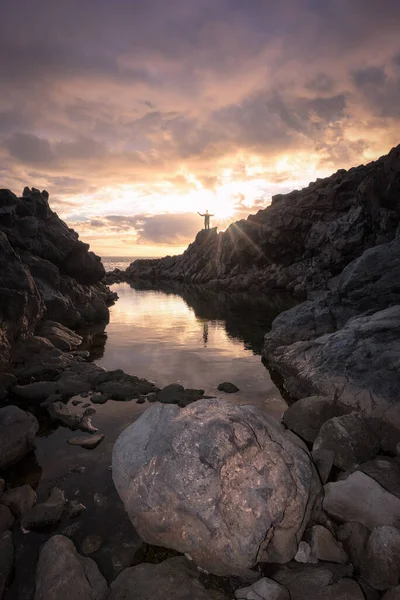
21, 488, 67, 530
0, 505, 14, 534
72, 400, 82, 406
82, 403, 91, 409
68, 501, 86, 518
136, 398, 146, 404
80, 392, 89, 398
83, 407, 96, 417
217, 382, 239, 393
294, 541, 317, 564
81, 534, 103, 555
79, 415, 98, 433
305, 525, 348, 563
234, 577, 290, 599
67, 434, 105, 449
1, 484, 37, 517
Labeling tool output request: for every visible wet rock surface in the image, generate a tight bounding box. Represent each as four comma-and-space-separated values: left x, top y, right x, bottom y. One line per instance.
112, 398, 320, 575
0, 405, 39, 470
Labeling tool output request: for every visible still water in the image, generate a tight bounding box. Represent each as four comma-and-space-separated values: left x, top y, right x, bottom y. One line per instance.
95, 283, 291, 417
4, 283, 295, 599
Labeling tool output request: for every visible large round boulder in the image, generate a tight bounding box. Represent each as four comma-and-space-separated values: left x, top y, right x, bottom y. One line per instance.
112, 399, 320, 575
0, 406, 39, 470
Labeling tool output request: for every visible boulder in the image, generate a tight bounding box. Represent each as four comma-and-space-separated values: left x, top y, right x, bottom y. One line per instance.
234, 577, 290, 600
155, 383, 205, 406
1, 484, 37, 517
0, 505, 14, 534
283, 395, 350, 443
313, 412, 379, 471
0, 406, 39, 470
336, 522, 371, 572
108, 556, 229, 600
324, 471, 400, 529
112, 399, 320, 575
358, 457, 400, 499
361, 526, 400, 590
311, 448, 335, 484
0, 531, 13, 599
305, 524, 348, 563
21, 488, 68, 530
34, 535, 108, 600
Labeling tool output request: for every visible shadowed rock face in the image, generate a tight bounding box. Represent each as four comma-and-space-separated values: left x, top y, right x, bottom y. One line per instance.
122, 144, 400, 295
112, 398, 320, 576
0, 187, 112, 368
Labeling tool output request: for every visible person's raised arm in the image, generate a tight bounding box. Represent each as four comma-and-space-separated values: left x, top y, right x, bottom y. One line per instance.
209, 213, 215, 217
198, 212, 204, 216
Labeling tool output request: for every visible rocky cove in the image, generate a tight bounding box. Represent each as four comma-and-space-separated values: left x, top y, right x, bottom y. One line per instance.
0, 144, 400, 600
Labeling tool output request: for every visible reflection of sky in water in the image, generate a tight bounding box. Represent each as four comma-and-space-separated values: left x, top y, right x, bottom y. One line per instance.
97, 284, 286, 418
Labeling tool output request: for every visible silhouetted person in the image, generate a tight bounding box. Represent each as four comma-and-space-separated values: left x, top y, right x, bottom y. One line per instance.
203, 321, 209, 346
198, 209, 214, 230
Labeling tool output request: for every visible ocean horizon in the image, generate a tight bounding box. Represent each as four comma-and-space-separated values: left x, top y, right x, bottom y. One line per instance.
101, 256, 161, 272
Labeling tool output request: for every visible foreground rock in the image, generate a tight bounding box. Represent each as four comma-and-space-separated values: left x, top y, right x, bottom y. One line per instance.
217, 382, 239, 393
324, 471, 400, 529
113, 399, 320, 575
0, 405, 39, 470
0, 531, 13, 599
67, 434, 105, 449
234, 578, 289, 600
1, 484, 37, 517
108, 557, 228, 600
362, 526, 400, 590
34, 535, 108, 600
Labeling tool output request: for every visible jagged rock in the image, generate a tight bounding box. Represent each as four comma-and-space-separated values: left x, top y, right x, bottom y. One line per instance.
337, 522, 371, 572
34, 535, 108, 600
0, 405, 39, 470
36, 320, 83, 351
2, 484, 37, 517
217, 382, 239, 393
108, 556, 229, 600
21, 488, 67, 530
283, 396, 351, 443
324, 471, 400, 529
313, 412, 379, 471
67, 434, 104, 449
234, 577, 290, 600
304, 525, 348, 563
361, 526, 400, 590
0, 229, 43, 370
294, 541, 317, 564
0, 531, 13, 599
0, 505, 14, 534
113, 399, 320, 575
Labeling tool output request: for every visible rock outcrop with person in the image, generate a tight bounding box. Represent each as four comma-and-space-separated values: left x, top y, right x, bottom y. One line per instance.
119, 144, 400, 296
0, 187, 115, 370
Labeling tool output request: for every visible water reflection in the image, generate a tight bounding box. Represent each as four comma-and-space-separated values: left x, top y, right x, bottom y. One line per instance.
93, 282, 296, 415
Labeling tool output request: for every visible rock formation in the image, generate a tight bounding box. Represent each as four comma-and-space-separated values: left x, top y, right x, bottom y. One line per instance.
118, 144, 400, 296
0, 187, 115, 369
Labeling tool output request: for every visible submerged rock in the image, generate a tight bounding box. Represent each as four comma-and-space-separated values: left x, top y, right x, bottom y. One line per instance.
0, 406, 39, 470
108, 556, 229, 600
217, 382, 239, 393
67, 434, 105, 449
34, 535, 108, 600
112, 398, 320, 575
21, 488, 67, 530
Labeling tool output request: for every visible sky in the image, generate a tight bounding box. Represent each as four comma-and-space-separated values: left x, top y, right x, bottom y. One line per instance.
1, 0, 400, 257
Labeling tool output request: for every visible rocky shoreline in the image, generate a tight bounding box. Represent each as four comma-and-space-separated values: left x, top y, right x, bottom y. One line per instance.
2, 153, 400, 600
